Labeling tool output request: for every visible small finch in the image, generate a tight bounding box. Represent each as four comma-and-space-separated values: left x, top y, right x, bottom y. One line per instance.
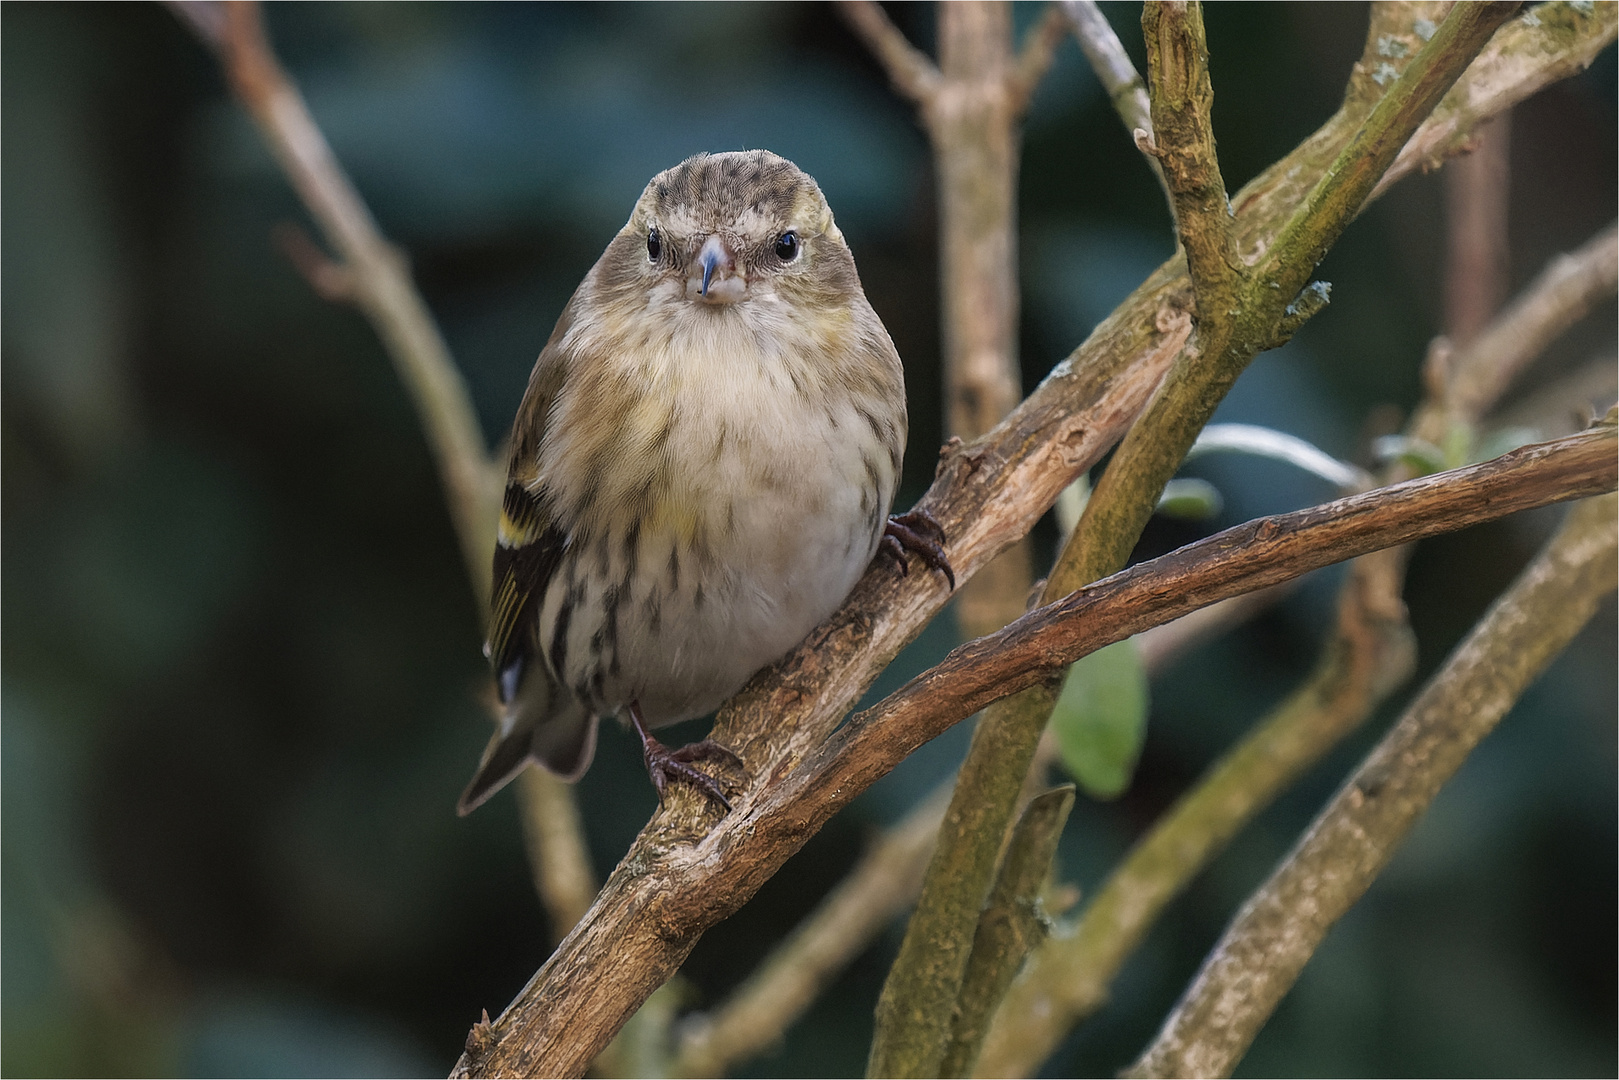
458, 150, 950, 816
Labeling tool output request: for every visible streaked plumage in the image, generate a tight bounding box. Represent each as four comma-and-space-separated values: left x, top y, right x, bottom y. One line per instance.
459, 150, 932, 816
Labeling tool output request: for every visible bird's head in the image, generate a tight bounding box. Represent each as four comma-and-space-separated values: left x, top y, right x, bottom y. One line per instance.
609, 150, 860, 311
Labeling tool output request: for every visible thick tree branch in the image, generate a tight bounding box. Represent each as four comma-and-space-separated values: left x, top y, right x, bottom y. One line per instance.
939, 786, 1075, 1078
1125, 490, 1619, 1079
451, 7, 1614, 1071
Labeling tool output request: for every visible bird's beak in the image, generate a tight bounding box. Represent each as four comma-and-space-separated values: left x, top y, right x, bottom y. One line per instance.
691, 235, 745, 304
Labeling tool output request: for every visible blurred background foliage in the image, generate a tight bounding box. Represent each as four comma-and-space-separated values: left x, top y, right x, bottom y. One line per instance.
2, 3, 1613, 1076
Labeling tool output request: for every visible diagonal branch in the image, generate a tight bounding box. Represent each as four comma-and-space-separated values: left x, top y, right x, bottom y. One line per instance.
836, 0, 942, 107
1447, 221, 1619, 421
1008, 4, 1072, 115
1125, 489, 1619, 1079
172, 0, 497, 599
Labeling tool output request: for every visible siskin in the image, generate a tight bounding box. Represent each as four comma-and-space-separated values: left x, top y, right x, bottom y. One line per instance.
458, 150, 950, 816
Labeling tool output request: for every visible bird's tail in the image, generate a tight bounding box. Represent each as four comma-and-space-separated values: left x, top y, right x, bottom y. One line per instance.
456, 673, 597, 816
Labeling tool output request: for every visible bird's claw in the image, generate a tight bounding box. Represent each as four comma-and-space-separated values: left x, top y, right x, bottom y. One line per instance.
881, 509, 955, 589
643, 736, 737, 811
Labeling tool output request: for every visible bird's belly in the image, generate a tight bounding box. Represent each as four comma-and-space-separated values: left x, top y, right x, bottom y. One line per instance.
541, 416, 889, 727
627, 482, 877, 725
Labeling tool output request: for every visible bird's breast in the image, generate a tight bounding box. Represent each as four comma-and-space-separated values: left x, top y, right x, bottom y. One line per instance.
536, 303, 902, 724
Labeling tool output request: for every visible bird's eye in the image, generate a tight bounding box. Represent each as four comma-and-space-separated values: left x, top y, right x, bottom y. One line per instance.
774, 231, 800, 262
646, 228, 662, 262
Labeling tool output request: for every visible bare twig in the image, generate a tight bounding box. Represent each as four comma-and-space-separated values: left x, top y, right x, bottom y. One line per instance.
836, 1, 942, 106
1446, 222, 1619, 422
1062, 0, 1153, 141
1125, 490, 1619, 1079
1060, 0, 1175, 215
451, 8, 1614, 1070
175, 0, 497, 598
169, 0, 600, 948
518, 771, 598, 938
1008, 5, 1072, 114
1443, 113, 1513, 343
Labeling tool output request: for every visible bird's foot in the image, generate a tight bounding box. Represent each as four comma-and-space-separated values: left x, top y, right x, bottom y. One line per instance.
631, 704, 739, 811
881, 509, 955, 589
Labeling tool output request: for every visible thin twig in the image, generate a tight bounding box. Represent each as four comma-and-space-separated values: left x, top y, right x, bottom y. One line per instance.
1008, 5, 1072, 115
1125, 491, 1618, 1079
169, 0, 600, 947
177, 0, 498, 598
1060, 0, 1175, 216
1443, 113, 1513, 344
836, 0, 942, 106
518, 771, 598, 938
1446, 222, 1619, 422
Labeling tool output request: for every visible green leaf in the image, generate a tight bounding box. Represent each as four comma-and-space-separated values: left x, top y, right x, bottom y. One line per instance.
1156, 477, 1224, 520
1372, 434, 1447, 475
1473, 425, 1541, 463
1052, 639, 1150, 800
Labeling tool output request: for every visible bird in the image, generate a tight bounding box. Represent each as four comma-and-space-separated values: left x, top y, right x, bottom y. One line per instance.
457, 150, 951, 817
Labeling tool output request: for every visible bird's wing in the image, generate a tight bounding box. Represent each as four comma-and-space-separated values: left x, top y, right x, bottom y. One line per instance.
486, 323, 573, 701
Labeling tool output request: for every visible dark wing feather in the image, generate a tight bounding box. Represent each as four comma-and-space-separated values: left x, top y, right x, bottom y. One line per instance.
484, 313, 574, 692
460, 313, 600, 816
487, 481, 564, 698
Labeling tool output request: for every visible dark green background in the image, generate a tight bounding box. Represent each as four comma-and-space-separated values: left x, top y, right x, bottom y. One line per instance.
3, 3, 1614, 1076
